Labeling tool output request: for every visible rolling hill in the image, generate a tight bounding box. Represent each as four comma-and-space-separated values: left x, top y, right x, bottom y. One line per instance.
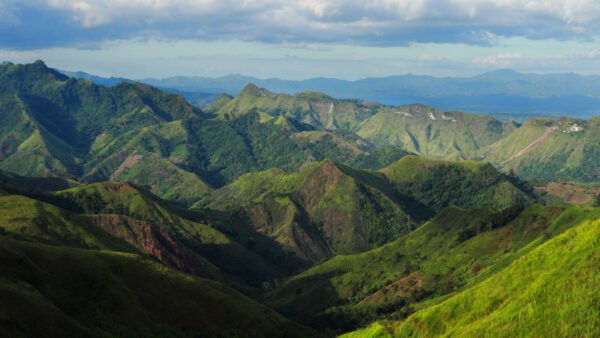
264, 204, 600, 335
206, 84, 518, 158
200, 156, 534, 264
0, 181, 316, 337
457, 116, 600, 182
0, 61, 409, 206
344, 205, 600, 337
0, 236, 314, 337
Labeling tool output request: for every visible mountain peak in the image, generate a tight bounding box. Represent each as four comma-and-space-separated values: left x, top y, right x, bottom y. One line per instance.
241, 83, 274, 97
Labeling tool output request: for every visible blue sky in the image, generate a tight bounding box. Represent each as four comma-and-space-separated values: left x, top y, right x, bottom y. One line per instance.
1, 0, 600, 80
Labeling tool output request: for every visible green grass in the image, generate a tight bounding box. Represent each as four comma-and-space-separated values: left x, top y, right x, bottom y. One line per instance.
264, 204, 600, 334
206, 84, 516, 159
0, 235, 316, 337
0, 194, 137, 253
469, 117, 600, 182
382, 155, 535, 212
349, 207, 600, 337
204, 159, 428, 263
50, 181, 293, 291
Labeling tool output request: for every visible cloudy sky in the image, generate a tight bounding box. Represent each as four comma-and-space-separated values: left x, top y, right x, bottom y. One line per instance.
1, 0, 600, 79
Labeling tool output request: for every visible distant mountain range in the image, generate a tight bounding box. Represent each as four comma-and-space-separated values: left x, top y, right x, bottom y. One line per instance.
61, 68, 600, 120
61, 70, 220, 108
143, 70, 600, 120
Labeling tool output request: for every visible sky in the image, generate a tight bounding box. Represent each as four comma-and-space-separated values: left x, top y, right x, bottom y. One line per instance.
1, 0, 600, 80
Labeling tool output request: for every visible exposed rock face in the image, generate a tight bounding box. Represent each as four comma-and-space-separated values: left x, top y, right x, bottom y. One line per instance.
90, 214, 213, 279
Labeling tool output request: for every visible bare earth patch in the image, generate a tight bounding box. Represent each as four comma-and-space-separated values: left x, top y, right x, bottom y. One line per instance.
534, 182, 600, 205
95, 131, 107, 141
110, 154, 143, 180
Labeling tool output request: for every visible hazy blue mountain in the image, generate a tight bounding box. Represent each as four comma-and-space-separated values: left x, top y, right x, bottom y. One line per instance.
61, 70, 219, 108
141, 70, 600, 120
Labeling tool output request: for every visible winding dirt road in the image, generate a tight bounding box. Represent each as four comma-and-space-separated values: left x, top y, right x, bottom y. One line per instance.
500, 127, 553, 165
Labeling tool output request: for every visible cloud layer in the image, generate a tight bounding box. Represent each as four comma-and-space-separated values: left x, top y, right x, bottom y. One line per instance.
2, 0, 600, 49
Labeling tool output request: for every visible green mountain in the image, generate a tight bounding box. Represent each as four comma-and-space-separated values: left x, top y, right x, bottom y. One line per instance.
0, 184, 315, 336
0, 237, 313, 337
206, 84, 519, 158
344, 205, 600, 337
200, 156, 533, 264
264, 204, 599, 335
384, 156, 535, 212
455, 116, 600, 182
202, 159, 431, 262
0, 61, 408, 206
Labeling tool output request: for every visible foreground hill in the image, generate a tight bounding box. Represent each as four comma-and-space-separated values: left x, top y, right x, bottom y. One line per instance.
345, 206, 600, 337
456, 117, 600, 182
0, 236, 314, 337
200, 156, 534, 264
206, 84, 518, 158
264, 204, 599, 334
0, 61, 408, 206
0, 182, 315, 336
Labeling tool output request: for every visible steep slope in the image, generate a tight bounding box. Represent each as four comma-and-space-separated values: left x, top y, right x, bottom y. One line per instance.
49, 181, 301, 290
383, 156, 535, 211
464, 116, 600, 182
203, 160, 431, 262
206, 84, 518, 158
202, 157, 533, 264
265, 205, 599, 334
0, 187, 221, 280
1, 62, 409, 206
0, 169, 80, 191
82, 109, 408, 202
0, 177, 303, 292
0, 235, 315, 337
346, 206, 600, 337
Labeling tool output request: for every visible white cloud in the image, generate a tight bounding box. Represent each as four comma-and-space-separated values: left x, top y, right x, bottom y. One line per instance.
3, 0, 600, 49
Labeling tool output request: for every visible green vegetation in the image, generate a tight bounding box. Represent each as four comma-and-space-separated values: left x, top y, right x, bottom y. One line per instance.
346, 206, 600, 337
4, 61, 600, 337
0, 62, 408, 206
203, 160, 429, 262
265, 205, 600, 335
201, 156, 533, 273
384, 156, 535, 211
464, 117, 600, 182
207, 84, 518, 158
0, 236, 315, 337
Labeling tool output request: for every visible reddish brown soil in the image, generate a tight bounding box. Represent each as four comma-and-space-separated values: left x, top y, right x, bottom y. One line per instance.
90, 214, 213, 279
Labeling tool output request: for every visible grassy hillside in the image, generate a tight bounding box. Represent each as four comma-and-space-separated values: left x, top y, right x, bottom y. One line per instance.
207, 84, 518, 158
346, 206, 600, 337
203, 159, 430, 262
51, 181, 307, 291
464, 116, 600, 182
0, 235, 315, 337
383, 156, 535, 211
264, 204, 599, 334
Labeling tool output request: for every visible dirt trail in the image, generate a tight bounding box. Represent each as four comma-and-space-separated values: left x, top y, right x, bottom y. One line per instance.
500, 127, 553, 165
